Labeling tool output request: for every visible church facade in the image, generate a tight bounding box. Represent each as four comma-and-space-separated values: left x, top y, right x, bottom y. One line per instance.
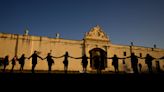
0, 25, 164, 73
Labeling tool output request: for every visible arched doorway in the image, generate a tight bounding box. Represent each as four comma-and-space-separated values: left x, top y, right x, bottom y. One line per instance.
89, 48, 107, 70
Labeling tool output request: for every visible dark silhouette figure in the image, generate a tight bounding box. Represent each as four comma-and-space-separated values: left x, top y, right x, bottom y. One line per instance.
19, 54, 27, 72
58, 51, 74, 74
108, 54, 125, 73
28, 51, 43, 73
3, 55, 9, 72
157, 56, 164, 72
156, 61, 161, 73
63, 52, 69, 74
93, 55, 102, 74
10, 56, 18, 72
43, 53, 56, 73
138, 63, 142, 73
142, 54, 156, 73
126, 53, 140, 74
76, 54, 89, 73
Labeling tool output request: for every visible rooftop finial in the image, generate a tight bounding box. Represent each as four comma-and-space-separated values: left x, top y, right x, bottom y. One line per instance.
154, 44, 156, 48
24, 27, 29, 35
131, 42, 134, 46
56, 33, 60, 38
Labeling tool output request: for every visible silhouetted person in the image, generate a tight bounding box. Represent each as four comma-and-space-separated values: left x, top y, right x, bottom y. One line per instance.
43, 53, 56, 73
157, 56, 164, 72
156, 61, 161, 73
142, 54, 156, 73
138, 63, 142, 73
58, 51, 74, 74
10, 55, 18, 72
28, 51, 43, 73
126, 53, 140, 74
92, 55, 102, 74
3, 55, 9, 72
76, 54, 89, 73
108, 54, 125, 73
19, 54, 27, 72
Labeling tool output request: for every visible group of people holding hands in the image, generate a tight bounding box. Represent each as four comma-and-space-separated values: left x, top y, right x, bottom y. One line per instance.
1, 50, 164, 74
1, 51, 87, 73
108, 53, 164, 73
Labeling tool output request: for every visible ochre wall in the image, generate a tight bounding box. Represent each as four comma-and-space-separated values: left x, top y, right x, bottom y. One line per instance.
0, 33, 164, 73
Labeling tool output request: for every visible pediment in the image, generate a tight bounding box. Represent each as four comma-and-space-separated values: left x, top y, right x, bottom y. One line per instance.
84, 25, 110, 42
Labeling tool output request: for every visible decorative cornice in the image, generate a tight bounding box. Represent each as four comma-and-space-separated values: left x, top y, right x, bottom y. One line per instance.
84, 25, 110, 42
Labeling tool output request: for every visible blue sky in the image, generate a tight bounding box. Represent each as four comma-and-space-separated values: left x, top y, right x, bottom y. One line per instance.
0, 0, 164, 49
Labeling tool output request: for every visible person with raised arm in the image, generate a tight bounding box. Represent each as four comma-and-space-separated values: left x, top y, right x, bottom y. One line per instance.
58, 51, 74, 74
126, 53, 140, 74
108, 54, 125, 73
75, 54, 89, 73
141, 54, 156, 73
18, 54, 28, 72
3, 55, 9, 72
10, 55, 18, 72
28, 51, 43, 73
43, 53, 59, 73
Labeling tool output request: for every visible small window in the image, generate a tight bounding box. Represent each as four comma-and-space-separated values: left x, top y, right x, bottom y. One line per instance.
123, 52, 126, 56
152, 48, 154, 51
140, 53, 142, 57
